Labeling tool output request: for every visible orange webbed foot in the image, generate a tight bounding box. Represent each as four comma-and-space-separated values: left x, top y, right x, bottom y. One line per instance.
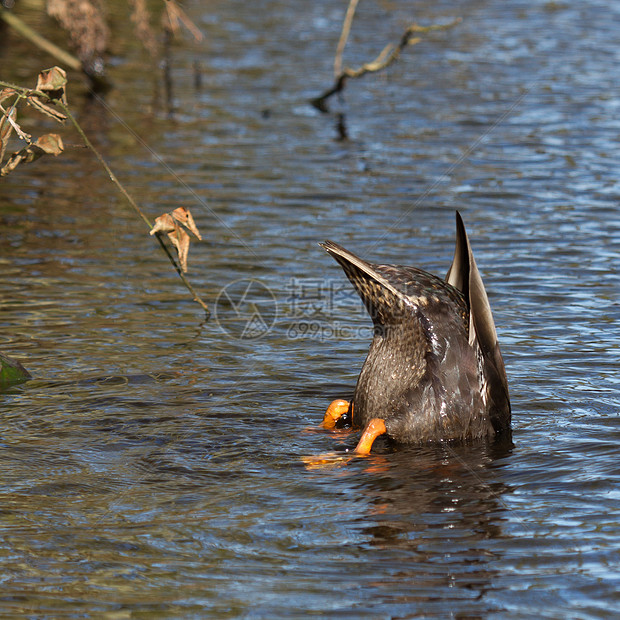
322, 399, 351, 429
354, 418, 386, 455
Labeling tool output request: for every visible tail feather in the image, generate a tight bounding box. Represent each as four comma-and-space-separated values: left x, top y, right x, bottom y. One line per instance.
445, 211, 510, 424
320, 241, 409, 326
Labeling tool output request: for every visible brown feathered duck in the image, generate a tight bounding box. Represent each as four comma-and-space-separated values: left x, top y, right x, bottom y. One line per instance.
319, 212, 510, 455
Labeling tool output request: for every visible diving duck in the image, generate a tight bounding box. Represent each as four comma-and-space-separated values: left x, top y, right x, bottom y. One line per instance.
320, 212, 510, 454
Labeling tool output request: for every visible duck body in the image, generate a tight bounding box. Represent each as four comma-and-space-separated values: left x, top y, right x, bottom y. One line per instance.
321, 212, 510, 449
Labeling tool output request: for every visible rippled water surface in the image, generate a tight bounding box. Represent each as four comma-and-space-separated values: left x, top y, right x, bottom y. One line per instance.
1, 0, 618, 617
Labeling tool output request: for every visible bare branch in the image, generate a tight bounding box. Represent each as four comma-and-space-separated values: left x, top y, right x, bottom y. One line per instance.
334, 0, 360, 78
312, 17, 462, 113
0, 6, 81, 71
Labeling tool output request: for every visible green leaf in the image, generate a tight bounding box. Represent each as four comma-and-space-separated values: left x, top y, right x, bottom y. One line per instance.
0, 352, 31, 391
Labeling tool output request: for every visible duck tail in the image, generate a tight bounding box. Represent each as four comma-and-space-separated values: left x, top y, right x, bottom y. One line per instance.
320, 241, 409, 326
446, 212, 510, 426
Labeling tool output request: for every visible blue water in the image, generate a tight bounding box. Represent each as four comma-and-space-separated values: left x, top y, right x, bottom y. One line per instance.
0, 0, 618, 617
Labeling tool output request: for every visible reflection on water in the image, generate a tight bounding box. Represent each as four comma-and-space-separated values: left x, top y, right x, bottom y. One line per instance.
344, 442, 513, 616
1, 0, 619, 617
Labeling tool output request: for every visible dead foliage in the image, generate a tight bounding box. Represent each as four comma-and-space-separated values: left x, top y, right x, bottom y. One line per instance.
150, 207, 203, 273
0, 66, 67, 177
0, 67, 209, 313
128, 0, 159, 57
46, 0, 109, 67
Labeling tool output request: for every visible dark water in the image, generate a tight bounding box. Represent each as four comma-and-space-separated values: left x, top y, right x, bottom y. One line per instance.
1, 0, 618, 617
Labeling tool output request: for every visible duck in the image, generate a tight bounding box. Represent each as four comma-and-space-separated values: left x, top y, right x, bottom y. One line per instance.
320, 211, 510, 454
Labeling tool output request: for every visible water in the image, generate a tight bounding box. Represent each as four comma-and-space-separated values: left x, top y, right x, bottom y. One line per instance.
1, 0, 618, 617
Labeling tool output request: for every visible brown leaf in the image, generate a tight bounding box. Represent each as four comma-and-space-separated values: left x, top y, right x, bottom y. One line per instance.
46, 1, 109, 60
35, 67, 68, 101
0, 133, 64, 177
149, 213, 176, 235
150, 208, 201, 272
1, 147, 36, 176
172, 206, 202, 240
0, 88, 17, 105
0, 107, 16, 163
35, 133, 64, 155
0, 102, 31, 142
170, 226, 191, 273
26, 94, 67, 122
26, 66, 68, 123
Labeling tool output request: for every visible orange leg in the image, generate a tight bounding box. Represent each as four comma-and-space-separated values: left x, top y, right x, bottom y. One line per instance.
354, 418, 386, 455
322, 399, 350, 429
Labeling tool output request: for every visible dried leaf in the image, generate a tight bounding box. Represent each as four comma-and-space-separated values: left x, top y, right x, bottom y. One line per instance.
171, 226, 191, 273
0, 103, 31, 142
149, 207, 201, 272
149, 212, 176, 235
27, 94, 68, 122
0, 133, 64, 177
46, 1, 109, 62
2, 151, 28, 176
35, 66, 68, 101
172, 206, 202, 239
0, 106, 16, 163
35, 133, 64, 155
0, 88, 17, 105
25, 66, 68, 123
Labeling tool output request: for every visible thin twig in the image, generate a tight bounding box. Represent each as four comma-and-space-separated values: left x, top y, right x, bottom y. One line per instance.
0, 7, 81, 71
56, 101, 151, 227
334, 0, 360, 78
56, 100, 210, 316
312, 17, 462, 112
